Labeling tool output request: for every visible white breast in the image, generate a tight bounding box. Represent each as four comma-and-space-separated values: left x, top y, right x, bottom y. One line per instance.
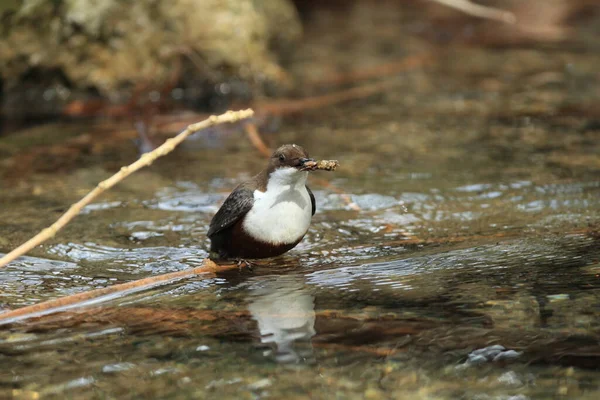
242, 168, 312, 245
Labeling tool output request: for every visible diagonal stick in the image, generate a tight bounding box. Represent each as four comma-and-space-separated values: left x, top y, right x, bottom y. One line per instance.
0, 109, 254, 268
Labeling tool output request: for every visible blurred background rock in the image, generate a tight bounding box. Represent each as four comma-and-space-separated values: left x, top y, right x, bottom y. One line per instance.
0, 0, 598, 130
0, 0, 301, 120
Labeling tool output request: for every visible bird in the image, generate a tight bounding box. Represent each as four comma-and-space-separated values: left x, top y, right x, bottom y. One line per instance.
208, 144, 316, 261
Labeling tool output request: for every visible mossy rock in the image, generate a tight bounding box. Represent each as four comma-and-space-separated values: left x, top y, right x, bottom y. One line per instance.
0, 0, 302, 115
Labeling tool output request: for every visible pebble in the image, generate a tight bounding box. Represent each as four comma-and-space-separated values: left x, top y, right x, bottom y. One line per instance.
471, 345, 505, 359
493, 350, 523, 362
558, 386, 568, 395
547, 294, 569, 302
364, 387, 385, 399
205, 378, 243, 389
497, 371, 523, 386
102, 362, 135, 373
467, 354, 488, 365
460, 345, 523, 368
248, 378, 272, 391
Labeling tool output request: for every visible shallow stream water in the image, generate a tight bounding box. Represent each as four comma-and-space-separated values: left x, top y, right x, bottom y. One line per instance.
1, 2, 600, 399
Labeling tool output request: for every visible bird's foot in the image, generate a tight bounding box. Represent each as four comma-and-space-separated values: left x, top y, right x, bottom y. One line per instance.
236, 259, 257, 271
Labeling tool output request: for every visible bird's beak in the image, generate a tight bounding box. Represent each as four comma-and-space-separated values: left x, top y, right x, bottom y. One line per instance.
297, 158, 315, 169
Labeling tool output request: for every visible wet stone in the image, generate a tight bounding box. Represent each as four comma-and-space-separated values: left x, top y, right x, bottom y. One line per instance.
471, 345, 506, 359
247, 378, 272, 391
466, 354, 489, 366
493, 351, 523, 363
462, 346, 522, 368
497, 371, 523, 387
102, 363, 136, 374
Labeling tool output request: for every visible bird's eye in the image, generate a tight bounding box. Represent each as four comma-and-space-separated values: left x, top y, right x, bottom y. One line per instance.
278, 154, 285, 162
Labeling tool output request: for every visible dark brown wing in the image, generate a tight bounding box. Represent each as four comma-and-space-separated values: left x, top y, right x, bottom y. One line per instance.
306, 185, 316, 216
208, 186, 255, 237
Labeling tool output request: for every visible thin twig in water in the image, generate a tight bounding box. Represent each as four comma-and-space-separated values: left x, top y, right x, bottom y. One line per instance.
431, 0, 516, 24
0, 259, 235, 325
0, 109, 254, 268
256, 80, 392, 116
244, 122, 272, 157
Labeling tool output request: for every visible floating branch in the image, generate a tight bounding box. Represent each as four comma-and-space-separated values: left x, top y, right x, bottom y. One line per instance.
0, 259, 234, 325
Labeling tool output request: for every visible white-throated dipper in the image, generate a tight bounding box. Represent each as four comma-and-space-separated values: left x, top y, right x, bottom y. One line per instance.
208, 144, 316, 260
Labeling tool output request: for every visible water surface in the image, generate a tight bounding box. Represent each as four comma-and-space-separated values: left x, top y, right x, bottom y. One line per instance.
1, 2, 600, 399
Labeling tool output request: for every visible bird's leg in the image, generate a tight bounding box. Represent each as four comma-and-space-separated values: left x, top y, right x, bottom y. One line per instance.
207, 251, 256, 270
236, 259, 257, 271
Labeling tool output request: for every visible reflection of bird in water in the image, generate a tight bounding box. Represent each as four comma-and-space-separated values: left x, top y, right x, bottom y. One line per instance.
247, 276, 316, 364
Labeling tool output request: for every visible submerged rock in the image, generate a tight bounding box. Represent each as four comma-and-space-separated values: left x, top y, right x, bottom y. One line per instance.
461, 345, 523, 368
